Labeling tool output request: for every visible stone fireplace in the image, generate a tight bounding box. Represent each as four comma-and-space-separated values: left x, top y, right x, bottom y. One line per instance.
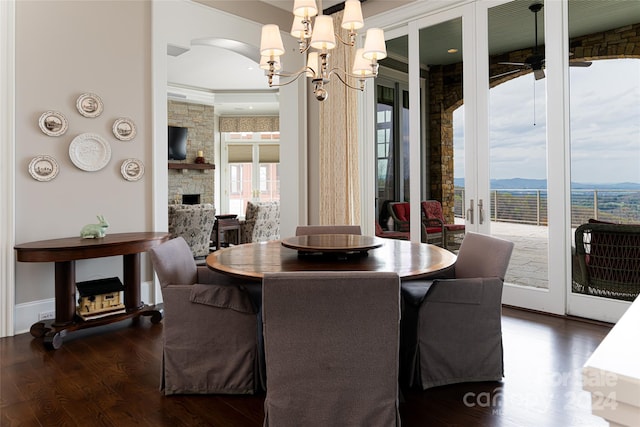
168, 100, 216, 206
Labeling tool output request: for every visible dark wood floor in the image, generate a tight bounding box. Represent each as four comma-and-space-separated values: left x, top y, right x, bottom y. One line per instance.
0, 307, 611, 427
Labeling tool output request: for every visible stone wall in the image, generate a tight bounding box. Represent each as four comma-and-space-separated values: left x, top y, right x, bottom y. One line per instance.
167, 100, 216, 206
428, 62, 463, 222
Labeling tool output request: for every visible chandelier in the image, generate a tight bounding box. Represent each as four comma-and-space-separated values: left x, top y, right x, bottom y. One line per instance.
259, 0, 387, 101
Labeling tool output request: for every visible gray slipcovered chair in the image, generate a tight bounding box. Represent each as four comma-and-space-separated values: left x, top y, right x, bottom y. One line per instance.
262, 271, 401, 427
294, 224, 362, 235
401, 232, 514, 389
167, 204, 216, 262
149, 237, 259, 395
239, 201, 280, 244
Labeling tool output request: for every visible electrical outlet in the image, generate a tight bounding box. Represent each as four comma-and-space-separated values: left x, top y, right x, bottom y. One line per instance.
38, 311, 55, 321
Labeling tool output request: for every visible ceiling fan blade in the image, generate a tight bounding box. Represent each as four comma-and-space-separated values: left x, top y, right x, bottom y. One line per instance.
534, 68, 545, 80
498, 61, 527, 67
570, 61, 593, 67
490, 69, 524, 79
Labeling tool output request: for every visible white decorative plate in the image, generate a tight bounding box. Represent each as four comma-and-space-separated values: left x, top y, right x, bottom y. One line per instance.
76, 93, 104, 118
29, 155, 59, 181
120, 158, 144, 181
38, 111, 68, 137
69, 133, 111, 171
112, 117, 137, 141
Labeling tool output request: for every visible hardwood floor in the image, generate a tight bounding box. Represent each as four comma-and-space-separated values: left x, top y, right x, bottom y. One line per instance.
0, 307, 611, 427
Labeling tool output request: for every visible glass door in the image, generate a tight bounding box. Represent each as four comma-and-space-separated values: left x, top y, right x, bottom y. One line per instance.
221, 132, 280, 218
486, 0, 552, 297
480, 0, 567, 314
374, 75, 411, 231
379, 9, 464, 243
567, 0, 640, 321
418, 16, 464, 242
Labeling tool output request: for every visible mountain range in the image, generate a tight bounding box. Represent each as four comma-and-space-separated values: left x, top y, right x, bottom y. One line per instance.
453, 178, 640, 190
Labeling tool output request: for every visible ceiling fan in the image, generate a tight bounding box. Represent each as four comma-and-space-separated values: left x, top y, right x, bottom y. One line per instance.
492, 2, 592, 81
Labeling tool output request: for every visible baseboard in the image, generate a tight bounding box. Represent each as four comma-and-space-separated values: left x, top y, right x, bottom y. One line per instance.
13, 280, 155, 335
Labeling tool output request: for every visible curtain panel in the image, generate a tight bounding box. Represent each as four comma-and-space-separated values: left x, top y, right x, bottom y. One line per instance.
318, 10, 361, 226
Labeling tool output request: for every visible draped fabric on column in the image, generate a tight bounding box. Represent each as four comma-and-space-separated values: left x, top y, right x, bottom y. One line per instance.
319, 11, 361, 226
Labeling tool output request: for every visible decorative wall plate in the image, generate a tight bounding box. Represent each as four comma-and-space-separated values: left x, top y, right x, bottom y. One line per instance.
76, 93, 104, 118
28, 155, 59, 181
38, 111, 68, 137
69, 133, 111, 171
112, 118, 136, 141
120, 158, 144, 181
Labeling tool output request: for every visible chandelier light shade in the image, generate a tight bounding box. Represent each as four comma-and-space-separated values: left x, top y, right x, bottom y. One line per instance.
260, 24, 285, 57
293, 0, 318, 18
352, 48, 374, 77
310, 15, 336, 50
362, 28, 387, 60
306, 51, 320, 78
259, 0, 386, 101
291, 17, 310, 39
342, 0, 364, 31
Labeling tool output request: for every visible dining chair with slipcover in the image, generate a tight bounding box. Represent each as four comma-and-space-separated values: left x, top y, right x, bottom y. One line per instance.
294, 225, 362, 235
400, 232, 514, 389
149, 237, 260, 395
239, 201, 280, 244
262, 271, 402, 426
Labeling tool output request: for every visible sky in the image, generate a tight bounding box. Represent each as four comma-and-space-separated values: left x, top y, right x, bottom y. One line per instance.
453, 58, 640, 184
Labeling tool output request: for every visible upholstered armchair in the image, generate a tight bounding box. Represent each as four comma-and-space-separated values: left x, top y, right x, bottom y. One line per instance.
239, 201, 280, 244
167, 204, 216, 260
400, 232, 514, 389
148, 237, 260, 395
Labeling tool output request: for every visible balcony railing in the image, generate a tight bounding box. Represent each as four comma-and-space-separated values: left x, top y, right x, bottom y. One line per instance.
454, 188, 640, 227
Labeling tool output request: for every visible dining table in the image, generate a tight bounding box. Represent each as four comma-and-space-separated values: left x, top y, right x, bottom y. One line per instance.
206, 234, 457, 392
206, 234, 457, 281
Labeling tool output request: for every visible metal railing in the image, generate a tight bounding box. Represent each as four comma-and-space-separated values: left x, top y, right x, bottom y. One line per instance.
454, 188, 640, 227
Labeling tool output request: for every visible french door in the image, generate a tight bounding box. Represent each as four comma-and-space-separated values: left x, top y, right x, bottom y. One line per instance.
565, 0, 639, 321
479, 0, 563, 315
410, 2, 562, 315
368, 0, 635, 321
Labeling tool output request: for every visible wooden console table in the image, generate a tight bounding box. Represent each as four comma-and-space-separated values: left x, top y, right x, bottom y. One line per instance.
14, 232, 169, 349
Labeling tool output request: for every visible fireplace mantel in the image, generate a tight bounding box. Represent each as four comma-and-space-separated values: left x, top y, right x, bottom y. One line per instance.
168, 162, 215, 171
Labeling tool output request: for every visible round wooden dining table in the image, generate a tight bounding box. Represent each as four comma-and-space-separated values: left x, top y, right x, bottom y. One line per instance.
206, 235, 457, 281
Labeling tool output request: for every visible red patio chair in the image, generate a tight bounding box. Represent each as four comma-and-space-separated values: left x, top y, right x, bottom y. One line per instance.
375, 220, 410, 240
388, 202, 444, 246
421, 200, 465, 251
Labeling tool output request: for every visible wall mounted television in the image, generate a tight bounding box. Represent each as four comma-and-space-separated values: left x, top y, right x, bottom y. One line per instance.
168, 126, 188, 160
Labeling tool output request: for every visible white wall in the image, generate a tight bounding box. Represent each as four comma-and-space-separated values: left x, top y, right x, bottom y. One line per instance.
14, 1, 153, 311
